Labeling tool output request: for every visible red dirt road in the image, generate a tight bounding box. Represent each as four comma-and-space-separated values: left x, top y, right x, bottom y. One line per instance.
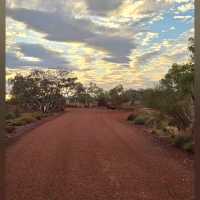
6, 109, 193, 200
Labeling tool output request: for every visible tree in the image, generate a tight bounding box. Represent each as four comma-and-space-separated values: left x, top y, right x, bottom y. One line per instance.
188, 37, 195, 62
142, 37, 195, 130
123, 89, 141, 105
86, 82, 104, 106
96, 90, 109, 107
160, 62, 194, 101
109, 85, 125, 107
72, 82, 87, 105
9, 70, 69, 113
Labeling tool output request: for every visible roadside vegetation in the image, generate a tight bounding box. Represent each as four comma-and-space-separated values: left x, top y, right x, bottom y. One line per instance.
127, 37, 195, 153
6, 37, 195, 153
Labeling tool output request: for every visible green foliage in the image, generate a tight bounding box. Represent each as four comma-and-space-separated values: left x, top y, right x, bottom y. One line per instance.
127, 37, 195, 153
127, 113, 136, 121
160, 63, 194, 100
172, 134, 193, 149
146, 114, 168, 130
171, 134, 194, 153
133, 115, 148, 125
71, 82, 86, 104
5, 111, 50, 134
6, 112, 45, 128
109, 85, 127, 107
188, 37, 195, 62
123, 89, 141, 105
182, 141, 194, 153
7, 114, 37, 126
141, 38, 195, 131
6, 112, 16, 120
29, 112, 44, 120
9, 70, 72, 113
142, 88, 192, 130
8, 69, 144, 109
163, 126, 179, 138
96, 91, 109, 107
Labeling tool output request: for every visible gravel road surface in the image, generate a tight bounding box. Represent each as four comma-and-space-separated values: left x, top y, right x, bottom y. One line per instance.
6, 108, 193, 200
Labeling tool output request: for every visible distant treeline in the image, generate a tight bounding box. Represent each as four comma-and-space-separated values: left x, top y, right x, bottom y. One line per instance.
7, 37, 195, 133
7, 69, 140, 112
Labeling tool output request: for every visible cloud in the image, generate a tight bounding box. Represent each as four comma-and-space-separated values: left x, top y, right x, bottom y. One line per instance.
86, 35, 135, 64
85, 0, 122, 15
134, 50, 162, 66
7, 8, 94, 42
173, 15, 192, 21
6, 43, 73, 69
176, 2, 194, 13
6, 0, 194, 89
170, 26, 176, 30
135, 32, 159, 46
110, 0, 173, 24
6, 0, 88, 14
7, 7, 136, 64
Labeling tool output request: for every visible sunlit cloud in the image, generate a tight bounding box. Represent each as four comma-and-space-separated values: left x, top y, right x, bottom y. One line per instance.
6, 0, 194, 89
176, 1, 194, 13
173, 15, 192, 21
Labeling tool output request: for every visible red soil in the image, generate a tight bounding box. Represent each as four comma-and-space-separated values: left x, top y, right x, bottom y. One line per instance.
6, 108, 194, 200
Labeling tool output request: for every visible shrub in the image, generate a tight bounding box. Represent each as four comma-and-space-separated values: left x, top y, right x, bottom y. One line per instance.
163, 126, 179, 138
134, 115, 148, 125
5, 125, 16, 133
172, 134, 193, 148
145, 116, 156, 127
31, 112, 44, 120
127, 113, 136, 121
22, 116, 37, 124
132, 109, 167, 128
6, 112, 16, 120
183, 141, 194, 153
7, 114, 37, 126
7, 118, 27, 126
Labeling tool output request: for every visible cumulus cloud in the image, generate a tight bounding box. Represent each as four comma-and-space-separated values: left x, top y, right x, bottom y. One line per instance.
6, 43, 73, 69
7, 8, 94, 42
134, 50, 162, 66
6, 0, 194, 89
85, 0, 122, 15
175, 1, 194, 13
7, 7, 136, 64
173, 15, 192, 21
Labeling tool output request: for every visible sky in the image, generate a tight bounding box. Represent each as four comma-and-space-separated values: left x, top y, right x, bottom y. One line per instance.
6, 0, 194, 89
